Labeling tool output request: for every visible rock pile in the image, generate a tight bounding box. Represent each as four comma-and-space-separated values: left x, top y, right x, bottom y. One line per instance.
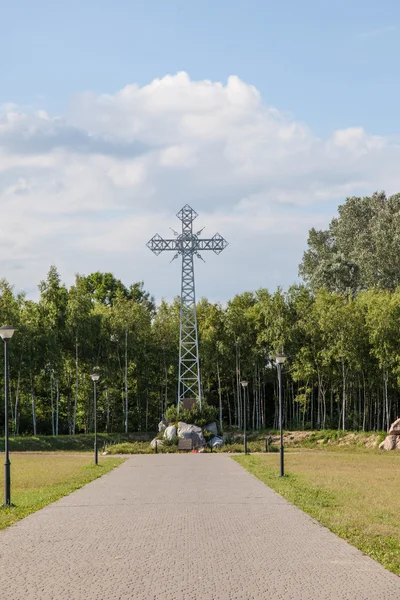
151, 420, 224, 451
379, 418, 400, 450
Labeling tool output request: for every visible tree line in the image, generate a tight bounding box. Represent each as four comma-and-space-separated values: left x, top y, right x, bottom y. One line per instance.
1, 191, 400, 435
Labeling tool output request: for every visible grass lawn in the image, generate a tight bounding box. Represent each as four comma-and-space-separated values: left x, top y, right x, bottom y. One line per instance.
0, 454, 124, 530
0, 433, 154, 452
235, 452, 400, 576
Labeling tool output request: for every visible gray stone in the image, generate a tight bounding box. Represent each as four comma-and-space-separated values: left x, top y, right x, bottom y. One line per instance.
178, 421, 202, 436
150, 438, 164, 450
204, 422, 218, 436
210, 435, 224, 449
163, 425, 177, 441
158, 418, 168, 433
178, 422, 205, 448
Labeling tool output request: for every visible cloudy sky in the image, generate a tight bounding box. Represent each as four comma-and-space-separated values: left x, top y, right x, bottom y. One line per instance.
1, 0, 400, 301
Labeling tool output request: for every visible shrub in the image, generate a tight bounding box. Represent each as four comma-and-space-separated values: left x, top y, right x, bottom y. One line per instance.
165, 401, 219, 427
202, 429, 214, 443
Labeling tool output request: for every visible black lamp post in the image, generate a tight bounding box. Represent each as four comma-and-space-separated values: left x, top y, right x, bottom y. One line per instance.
240, 380, 248, 454
90, 372, 100, 465
0, 325, 17, 506
275, 353, 287, 477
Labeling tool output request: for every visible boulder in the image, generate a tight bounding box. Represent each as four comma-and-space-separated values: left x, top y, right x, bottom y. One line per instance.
150, 438, 164, 450
178, 421, 201, 437
158, 417, 168, 433
164, 425, 177, 441
178, 422, 205, 448
389, 417, 400, 436
210, 435, 224, 449
204, 422, 218, 436
379, 435, 398, 451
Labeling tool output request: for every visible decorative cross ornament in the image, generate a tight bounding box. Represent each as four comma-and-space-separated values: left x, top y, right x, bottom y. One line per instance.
147, 205, 228, 411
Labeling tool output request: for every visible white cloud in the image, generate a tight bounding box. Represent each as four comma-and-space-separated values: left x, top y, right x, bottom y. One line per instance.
356, 26, 396, 40
1, 72, 400, 300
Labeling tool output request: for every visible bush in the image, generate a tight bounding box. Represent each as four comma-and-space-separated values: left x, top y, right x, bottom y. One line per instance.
165, 401, 219, 427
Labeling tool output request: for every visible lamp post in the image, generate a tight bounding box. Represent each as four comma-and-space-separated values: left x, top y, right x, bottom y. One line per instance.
240, 380, 248, 454
90, 372, 100, 465
275, 353, 287, 477
0, 325, 17, 506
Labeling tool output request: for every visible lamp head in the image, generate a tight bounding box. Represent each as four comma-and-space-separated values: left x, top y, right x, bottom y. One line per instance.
240, 380, 248, 388
275, 353, 287, 365
91, 373, 100, 382
0, 325, 17, 341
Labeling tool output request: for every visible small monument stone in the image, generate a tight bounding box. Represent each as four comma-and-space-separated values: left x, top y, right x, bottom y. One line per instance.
182, 397, 196, 411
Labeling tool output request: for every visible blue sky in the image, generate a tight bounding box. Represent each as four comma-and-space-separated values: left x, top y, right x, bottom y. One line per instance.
0, 1, 400, 299
2, 0, 399, 135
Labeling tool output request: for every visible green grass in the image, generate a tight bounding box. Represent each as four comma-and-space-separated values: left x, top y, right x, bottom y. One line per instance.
235, 452, 400, 576
107, 440, 279, 454
0, 433, 154, 453
0, 454, 124, 530
109, 441, 159, 454
0, 429, 386, 454
224, 429, 385, 450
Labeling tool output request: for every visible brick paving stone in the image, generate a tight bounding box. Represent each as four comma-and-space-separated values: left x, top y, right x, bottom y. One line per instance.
0, 454, 399, 599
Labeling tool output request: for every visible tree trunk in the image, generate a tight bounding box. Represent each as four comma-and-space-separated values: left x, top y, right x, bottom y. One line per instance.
73, 336, 78, 434
125, 326, 128, 434
384, 371, 389, 432
106, 388, 110, 432
13, 362, 22, 436
362, 373, 366, 432
227, 391, 232, 429
342, 358, 346, 431
30, 373, 37, 436
232, 376, 237, 427
164, 352, 168, 416
145, 389, 149, 432
217, 360, 223, 429
55, 377, 60, 436
50, 371, 55, 436
235, 342, 242, 429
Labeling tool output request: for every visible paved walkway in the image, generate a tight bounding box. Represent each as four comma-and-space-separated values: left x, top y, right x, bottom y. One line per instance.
0, 455, 399, 599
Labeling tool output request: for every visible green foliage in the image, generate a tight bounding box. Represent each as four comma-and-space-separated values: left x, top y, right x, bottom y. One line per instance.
165, 402, 219, 427
202, 429, 214, 443
3, 227, 400, 440
300, 192, 400, 293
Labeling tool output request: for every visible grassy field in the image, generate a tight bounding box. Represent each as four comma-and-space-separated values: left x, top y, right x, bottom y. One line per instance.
0, 433, 154, 452
0, 454, 124, 530
235, 452, 400, 576
0, 430, 386, 453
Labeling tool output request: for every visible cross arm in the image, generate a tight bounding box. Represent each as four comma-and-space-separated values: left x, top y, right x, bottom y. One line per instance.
147, 232, 229, 256
146, 234, 178, 255
198, 234, 229, 255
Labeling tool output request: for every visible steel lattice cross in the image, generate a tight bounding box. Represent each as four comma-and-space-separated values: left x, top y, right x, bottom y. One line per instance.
147, 204, 228, 411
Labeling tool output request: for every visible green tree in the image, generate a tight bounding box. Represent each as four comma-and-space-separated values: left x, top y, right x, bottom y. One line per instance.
300, 192, 400, 293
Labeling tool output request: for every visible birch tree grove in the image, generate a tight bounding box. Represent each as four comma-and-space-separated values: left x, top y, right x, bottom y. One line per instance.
1, 192, 400, 435
0, 269, 399, 435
